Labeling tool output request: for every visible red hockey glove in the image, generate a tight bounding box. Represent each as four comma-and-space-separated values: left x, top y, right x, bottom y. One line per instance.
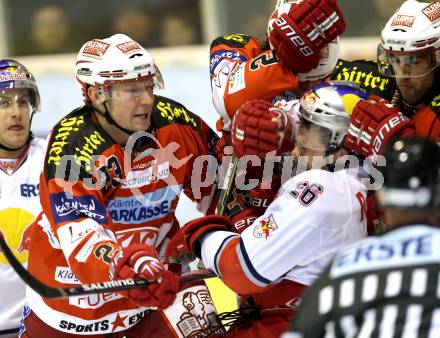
269, 0, 345, 73
248, 176, 282, 213
110, 244, 179, 309
165, 229, 197, 265
129, 270, 180, 308
180, 215, 232, 258
232, 99, 295, 159
344, 95, 416, 158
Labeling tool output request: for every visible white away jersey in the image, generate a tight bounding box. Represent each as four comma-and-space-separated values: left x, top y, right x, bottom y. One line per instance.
201, 168, 368, 293
0, 137, 45, 332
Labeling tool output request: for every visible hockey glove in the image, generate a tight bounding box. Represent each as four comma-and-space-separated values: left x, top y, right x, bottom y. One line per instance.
268, 0, 346, 73
231, 99, 295, 159
248, 176, 282, 213
178, 215, 232, 258
110, 244, 180, 309
165, 230, 197, 265
344, 95, 415, 158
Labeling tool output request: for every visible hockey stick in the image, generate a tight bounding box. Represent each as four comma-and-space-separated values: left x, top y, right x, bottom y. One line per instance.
0, 157, 238, 299
0, 234, 216, 299
215, 154, 238, 215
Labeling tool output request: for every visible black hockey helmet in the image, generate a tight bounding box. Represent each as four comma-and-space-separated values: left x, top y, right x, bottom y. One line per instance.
378, 136, 440, 209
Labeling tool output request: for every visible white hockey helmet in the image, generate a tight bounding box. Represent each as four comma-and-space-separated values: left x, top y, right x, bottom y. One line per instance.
299, 81, 368, 150
298, 38, 340, 82
378, 0, 440, 77
75, 33, 164, 103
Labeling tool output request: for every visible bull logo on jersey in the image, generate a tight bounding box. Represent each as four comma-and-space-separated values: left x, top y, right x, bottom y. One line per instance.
253, 214, 279, 239
0, 208, 35, 264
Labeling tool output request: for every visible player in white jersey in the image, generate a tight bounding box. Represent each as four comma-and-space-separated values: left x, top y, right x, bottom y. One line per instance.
0, 59, 45, 338
283, 136, 440, 338
172, 82, 369, 337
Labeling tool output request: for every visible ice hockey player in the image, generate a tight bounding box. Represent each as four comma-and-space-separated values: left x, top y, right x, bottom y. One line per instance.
344, 0, 440, 158
0, 59, 45, 338
283, 136, 440, 338
173, 82, 369, 337
210, 0, 346, 162
20, 34, 223, 337
209, 0, 346, 236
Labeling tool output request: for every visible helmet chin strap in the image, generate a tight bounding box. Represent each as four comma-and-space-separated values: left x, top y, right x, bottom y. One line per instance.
94, 102, 138, 136
0, 134, 31, 152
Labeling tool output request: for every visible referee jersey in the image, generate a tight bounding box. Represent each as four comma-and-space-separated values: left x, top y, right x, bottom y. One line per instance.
283, 224, 440, 338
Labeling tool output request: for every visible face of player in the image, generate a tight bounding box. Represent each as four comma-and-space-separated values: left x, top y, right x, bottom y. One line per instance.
391, 52, 436, 105
0, 88, 32, 153
291, 123, 327, 170
105, 79, 155, 132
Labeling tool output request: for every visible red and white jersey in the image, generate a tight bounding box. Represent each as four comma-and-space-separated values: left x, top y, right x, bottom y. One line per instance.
0, 137, 45, 332
200, 168, 368, 295
210, 34, 299, 133
26, 97, 218, 335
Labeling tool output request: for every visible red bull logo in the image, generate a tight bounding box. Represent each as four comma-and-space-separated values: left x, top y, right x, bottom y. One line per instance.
0, 208, 35, 264
253, 214, 279, 239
